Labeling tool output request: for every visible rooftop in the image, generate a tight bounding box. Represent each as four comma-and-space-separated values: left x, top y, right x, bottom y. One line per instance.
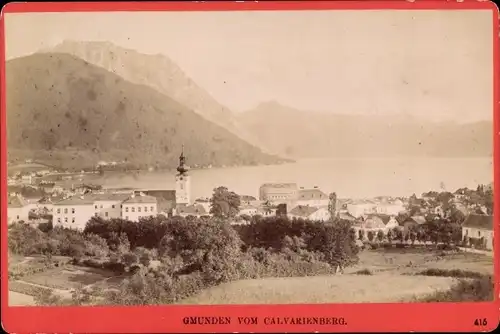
90, 193, 131, 202
260, 183, 298, 189
338, 211, 357, 221
240, 195, 257, 201
289, 205, 319, 217
298, 189, 328, 200
123, 195, 158, 204
463, 214, 493, 231
54, 196, 96, 206
177, 204, 207, 215
366, 214, 392, 225
405, 216, 427, 225
135, 190, 176, 201
7, 195, 27, 208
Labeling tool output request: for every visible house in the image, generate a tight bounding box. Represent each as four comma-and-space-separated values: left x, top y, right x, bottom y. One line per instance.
338, 211, 357, 222
259, 183, 298, 205
462, 214, 494, 250
346, 202, 377, 218
37, 194, 67, 213
7, 195, 29, 224
384, 216, 399, 230
176, 204, 207, 218
288, 205, 330, 222
194, 197, 211, 213
375, 202, 405, 216
53, 196, 96, 230
134, 190, 176, 216
401, 216, 427, 231
239, 204, 259, 217
239, 195, 257, 206
362, 215, 386, 230
366, 214, 399, 230
92, 193, 130, 220
296, 188, 329, 207
122, 194, 158, 222
21, 174, 33, 185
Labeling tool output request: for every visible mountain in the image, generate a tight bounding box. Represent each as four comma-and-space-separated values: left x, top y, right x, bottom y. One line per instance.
43, 40, 249, 142
237, 101, 493, 159
5, 53, 287, 170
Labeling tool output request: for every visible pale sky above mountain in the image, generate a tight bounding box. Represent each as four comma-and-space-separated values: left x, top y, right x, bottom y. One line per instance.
4, 10, 494, 122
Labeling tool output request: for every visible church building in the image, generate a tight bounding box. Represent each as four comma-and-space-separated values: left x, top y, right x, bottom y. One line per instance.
134, 147, 191, 216
175, 146, 191, 207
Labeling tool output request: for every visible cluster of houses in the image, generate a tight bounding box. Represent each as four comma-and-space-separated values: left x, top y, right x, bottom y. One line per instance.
6, 155, 494, 251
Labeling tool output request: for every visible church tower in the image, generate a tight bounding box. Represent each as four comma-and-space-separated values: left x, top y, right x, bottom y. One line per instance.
175, 145, 191, 207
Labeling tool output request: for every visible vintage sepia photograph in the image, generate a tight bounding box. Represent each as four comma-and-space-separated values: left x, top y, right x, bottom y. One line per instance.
4, 8, 495, 308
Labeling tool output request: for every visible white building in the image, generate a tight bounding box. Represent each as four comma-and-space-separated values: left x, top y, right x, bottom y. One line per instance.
194, 198, 211, 213
92, 193, 130, 219
462, 214, 494, 250
288, 205, 331, 222
346, 203, 377, 218
122, 194, 158, 222
53, 196, 96, 230
295, 188, 329, 207
7, 195, 29, 224
239, 205, 259, 217
176, 204, 207, 218
259, 183, 298, 205
375, 203, 405, 216
21, 175, 33, 185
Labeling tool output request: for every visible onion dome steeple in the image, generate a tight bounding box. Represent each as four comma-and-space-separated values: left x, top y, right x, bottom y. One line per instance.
177, 145, 189, 175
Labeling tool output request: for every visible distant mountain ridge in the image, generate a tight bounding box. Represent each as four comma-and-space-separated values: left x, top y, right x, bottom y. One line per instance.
5, 53, 287, 170
237, 101, 493, 159
42, 40, 254, 144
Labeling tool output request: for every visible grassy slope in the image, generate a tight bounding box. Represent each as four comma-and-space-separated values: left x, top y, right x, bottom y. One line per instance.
179, 250, 493, 304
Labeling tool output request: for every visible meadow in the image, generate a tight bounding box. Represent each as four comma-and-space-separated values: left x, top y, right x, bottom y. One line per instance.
7, 215, 494, 306
179, 248, 494, 304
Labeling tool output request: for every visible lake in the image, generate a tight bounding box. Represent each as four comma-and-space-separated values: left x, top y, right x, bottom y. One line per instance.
71, 157, 493, 200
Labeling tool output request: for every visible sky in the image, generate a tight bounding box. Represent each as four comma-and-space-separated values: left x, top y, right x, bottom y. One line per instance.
4, 10, 494, 122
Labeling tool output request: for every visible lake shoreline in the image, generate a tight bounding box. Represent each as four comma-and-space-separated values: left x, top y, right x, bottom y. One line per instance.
39, 157, 492, 200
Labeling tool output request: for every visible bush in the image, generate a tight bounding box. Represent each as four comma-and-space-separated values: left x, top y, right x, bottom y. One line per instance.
418, 275, 493, 302
235, 217, 359, 268
355, 268, 373, 275
84, 234, 110, 258
416, 268, 483, 279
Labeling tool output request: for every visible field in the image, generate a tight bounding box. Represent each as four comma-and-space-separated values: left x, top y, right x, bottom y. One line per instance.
21, 266, 117, 290
8, 261, 126, 306
179, 274, 457, 304
179, 248, 494, 305
8, 247, 493, 306
9, 291, 35, 306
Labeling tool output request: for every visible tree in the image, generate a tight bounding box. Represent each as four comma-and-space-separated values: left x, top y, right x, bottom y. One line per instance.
387, 229, 393, 244
121, 252, 139, 268
483, 186, 493, 215
393, 228, 404, 244
376, 230, 385, 243
449, 207, 466, 224
209, 186, 241, 220
409, 231, 417, 245
328, 192, 337, 219
367, 231, 375, 243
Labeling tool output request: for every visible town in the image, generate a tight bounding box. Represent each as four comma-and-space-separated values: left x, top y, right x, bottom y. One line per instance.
8, 151, 494, 252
